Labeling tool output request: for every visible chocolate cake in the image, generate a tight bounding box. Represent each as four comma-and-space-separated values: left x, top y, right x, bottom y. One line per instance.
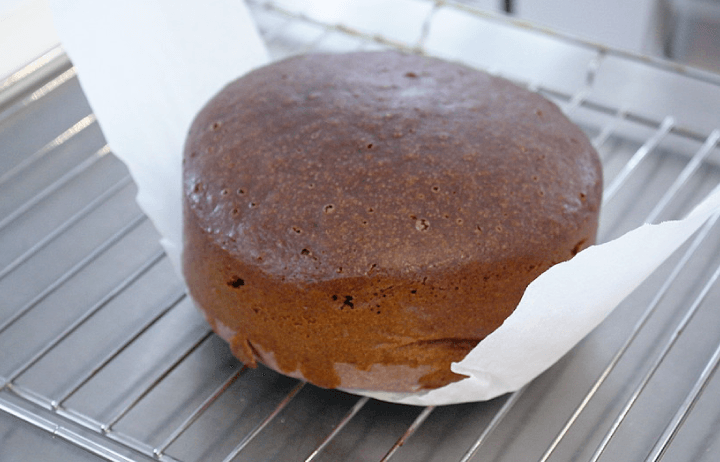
182, 51, 603, 392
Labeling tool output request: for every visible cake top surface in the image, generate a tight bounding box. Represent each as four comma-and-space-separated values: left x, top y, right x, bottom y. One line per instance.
184, 51, 602, 283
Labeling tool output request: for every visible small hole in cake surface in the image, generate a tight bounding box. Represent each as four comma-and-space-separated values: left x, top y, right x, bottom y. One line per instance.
220, 189, 229, 196
410, 289, 417, 294
367, 207, 374, 213
324, 204, 335, 214
231, 208, 239, 216
332, 294, 338, 301
249, 202, 257, 208
227, 277, 245, 288
367, 143, 373, 149
415, 218, 430, 231
211, 121, 221, 131
343, 296, 354, 309
237, 188, 245, 195
431, 186, 440, 193
405, 71, 418, 78
456, 218, 464, 225
291, 226, 302, 234
300, 248, 310, 255
336, 267, 343, 273
193, 182, 203, 193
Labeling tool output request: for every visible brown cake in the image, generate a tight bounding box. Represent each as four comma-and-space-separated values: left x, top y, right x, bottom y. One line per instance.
182, 51, 602, 393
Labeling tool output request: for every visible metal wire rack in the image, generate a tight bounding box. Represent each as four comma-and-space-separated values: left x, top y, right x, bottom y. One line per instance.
2, 1, 720, 461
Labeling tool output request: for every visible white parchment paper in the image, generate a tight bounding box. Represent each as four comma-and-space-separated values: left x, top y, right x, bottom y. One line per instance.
48, 0, 269, 272
48, 1, 720, 405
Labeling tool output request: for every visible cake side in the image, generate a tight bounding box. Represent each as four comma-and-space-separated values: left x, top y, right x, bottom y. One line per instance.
183, 202, 593, 390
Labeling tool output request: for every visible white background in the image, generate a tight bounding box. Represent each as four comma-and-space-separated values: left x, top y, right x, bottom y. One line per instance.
0, 0, 666, 81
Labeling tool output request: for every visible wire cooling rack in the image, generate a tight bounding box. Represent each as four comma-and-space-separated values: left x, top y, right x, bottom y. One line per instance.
2, 1, 720, 461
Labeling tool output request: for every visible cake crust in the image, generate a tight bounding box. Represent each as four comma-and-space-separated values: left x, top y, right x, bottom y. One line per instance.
182, 51, 603, 391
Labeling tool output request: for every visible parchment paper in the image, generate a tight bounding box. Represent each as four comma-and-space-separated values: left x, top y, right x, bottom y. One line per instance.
48, 0, 269, 272
48, 0, 720, 405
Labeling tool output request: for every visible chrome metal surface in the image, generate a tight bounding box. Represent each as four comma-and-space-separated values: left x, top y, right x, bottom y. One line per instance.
2, 1, 720, 461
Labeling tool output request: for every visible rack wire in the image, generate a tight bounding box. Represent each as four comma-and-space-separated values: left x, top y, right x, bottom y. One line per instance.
2, 1, 720, 461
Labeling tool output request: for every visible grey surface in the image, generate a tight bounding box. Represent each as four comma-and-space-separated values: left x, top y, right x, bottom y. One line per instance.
0, 411, 103, 462
2, 1, 720, 461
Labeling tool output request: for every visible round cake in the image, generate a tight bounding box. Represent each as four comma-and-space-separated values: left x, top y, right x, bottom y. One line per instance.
182, 51, 603, 392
